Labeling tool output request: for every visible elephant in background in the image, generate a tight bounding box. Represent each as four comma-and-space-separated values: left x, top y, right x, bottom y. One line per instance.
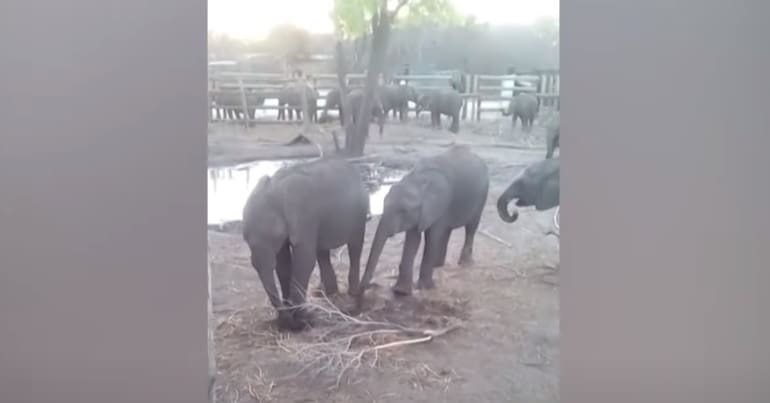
545, 113, 560, 159
347, 88, 386, 137
277, 83, 319, 122
378, 84, 420, 121
497, 157, 560, 223
320, 88, 343, 123
416, 89, 464, 133
501, 93, 539, 133
242, 158, 369, 331
356, 146, 489, 304
211, 91, 265, 121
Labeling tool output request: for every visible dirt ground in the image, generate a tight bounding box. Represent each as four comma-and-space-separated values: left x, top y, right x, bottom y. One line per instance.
208, 112, 560, 403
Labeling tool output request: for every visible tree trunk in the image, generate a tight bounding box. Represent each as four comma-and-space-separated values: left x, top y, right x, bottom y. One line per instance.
334, 41, 356, 154
349, 2, 393, 157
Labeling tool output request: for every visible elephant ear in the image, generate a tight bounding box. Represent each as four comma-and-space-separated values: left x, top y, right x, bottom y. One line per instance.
535, 171, 560, 211
418, 178, 451, 232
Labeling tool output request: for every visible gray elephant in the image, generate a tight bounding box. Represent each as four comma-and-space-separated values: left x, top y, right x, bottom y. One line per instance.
356, 146, 489, 303
378, 84, 420, 121
211, 91, 265, 121
242, 158, 369, 331
497, 157, 560, 223
320, 88, 343, 123
347, 88, 386, 137
545, 113, 560, 159
501, 93, 539, 133
416, 89, 464, 133
277, 83, 319, 122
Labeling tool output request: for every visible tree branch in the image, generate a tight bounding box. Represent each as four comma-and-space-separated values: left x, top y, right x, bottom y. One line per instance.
389, 0, 409, 19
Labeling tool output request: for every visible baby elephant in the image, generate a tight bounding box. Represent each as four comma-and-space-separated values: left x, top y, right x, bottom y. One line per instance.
242, 158, 369, 331
502, 93, 539, 133
357, 145, 489, 305
497, 157, 560, 223
416, 89, 464, 133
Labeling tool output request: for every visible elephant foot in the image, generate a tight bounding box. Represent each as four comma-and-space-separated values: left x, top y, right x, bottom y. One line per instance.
277, 307, 312, 332
416, 278, 436, 290
391, 282, 413, 297
458, 254, 474, 267
324, 285, 340, 296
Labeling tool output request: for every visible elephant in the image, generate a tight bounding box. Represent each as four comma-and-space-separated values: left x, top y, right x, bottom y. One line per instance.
497, 157, 560, 223
416, 89, 464, 133
277, 83, 319, 122
320, 88, 343, 123
545, 113, 560, 159
501, 93, 539, 133
347, 88, 386, 137
242, 158, 369, 331
378, 84, 420, 121
211, 91, 265, 121
356, 145, 489, 303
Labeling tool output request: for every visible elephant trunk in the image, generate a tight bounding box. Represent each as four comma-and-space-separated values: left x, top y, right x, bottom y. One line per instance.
496, 185, 520, 223
355, 222, 389, 307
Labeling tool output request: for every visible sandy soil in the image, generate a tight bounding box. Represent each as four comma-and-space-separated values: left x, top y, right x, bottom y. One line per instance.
208, 112, 560, 403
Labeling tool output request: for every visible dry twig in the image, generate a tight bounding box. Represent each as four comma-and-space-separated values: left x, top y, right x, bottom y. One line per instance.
479, 228, 513, 247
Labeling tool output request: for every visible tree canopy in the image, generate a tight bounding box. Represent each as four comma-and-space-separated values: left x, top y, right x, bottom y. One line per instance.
330, 0, 462, 39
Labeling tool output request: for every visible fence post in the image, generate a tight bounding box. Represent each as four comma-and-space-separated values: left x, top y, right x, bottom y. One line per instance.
474, 75, 481, 121
237, 76, 249, 128
554, 71, 560, 110
461, 73, 469, 120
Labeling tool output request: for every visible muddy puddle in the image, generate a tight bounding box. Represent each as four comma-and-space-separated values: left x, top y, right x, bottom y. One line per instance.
207, 158, 406, 229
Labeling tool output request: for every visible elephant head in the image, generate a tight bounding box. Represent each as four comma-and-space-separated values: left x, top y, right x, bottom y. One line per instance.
497, 158, 560, 223
357, 169, 451, 300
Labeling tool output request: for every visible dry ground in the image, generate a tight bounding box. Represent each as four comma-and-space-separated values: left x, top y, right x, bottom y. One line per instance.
208, 112, 560, 403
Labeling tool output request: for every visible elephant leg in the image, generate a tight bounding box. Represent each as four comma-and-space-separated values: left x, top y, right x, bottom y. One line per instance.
393, 228, 422, 296
251, 253, 292, 327
546, 134, 558, 159
316, 250, 339, 296
346, 227, 365, 296
286, 244, 316, 330
248, 108, 256, 120
276, 242, 292, 304
277, 106, 284, 120
417, 226, 443, 290
435, 228, 452, 268
449, 112, 459, 133
459, 214, 481, 267
511, 114, 517, 130
432, 110, 440, 129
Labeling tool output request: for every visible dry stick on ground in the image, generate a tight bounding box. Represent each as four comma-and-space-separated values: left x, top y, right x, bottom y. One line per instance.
479, 228, 513, 247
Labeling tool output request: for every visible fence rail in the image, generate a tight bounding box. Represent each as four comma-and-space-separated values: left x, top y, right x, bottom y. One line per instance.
208, 70, 559, 125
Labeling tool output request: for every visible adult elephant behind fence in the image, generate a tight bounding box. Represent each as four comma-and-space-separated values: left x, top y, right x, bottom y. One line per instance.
277, 82, 319, 122
211, 91, 265, 121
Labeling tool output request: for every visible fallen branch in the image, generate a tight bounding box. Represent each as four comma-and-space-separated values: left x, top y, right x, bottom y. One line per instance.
276, 294, 464, 388
479, 228, 512, 247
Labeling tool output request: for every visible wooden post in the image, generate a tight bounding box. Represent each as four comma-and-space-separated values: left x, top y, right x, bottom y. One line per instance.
237, 76, 249, 128
554, 72, 560, 110
461, 73, 469, 120
300, 76, 310, 134
474, 75, 481, 121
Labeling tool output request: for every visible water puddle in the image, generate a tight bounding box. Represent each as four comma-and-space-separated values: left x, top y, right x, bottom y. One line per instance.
207, 159, 406, 228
